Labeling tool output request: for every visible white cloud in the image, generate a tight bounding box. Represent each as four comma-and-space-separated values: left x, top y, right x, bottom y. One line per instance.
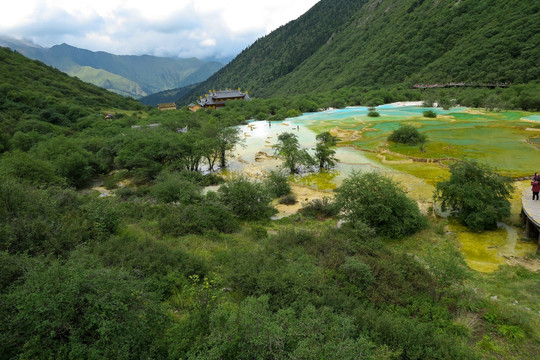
0, 0, 320, 59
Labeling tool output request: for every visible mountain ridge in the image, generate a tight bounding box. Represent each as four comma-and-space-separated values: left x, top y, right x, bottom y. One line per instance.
178, 0, 539, 104
0, 38, 224, 98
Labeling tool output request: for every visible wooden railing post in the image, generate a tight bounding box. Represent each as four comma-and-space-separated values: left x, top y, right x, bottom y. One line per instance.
525, 217, 532, 238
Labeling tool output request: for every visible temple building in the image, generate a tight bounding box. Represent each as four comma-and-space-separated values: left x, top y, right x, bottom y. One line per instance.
191, 88, 250, 110
157, 102, 177, 111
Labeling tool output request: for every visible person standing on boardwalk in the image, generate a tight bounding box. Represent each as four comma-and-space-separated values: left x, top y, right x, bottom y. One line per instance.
532, 172, 540, 200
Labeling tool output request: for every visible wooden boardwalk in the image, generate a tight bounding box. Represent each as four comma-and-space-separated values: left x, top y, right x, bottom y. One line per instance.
521, 189, 540, 252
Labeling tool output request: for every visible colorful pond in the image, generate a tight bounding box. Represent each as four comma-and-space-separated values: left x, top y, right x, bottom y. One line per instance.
228, 104, 540, 272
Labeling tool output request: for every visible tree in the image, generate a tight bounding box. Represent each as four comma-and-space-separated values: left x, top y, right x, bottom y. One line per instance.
264, 169, 291, 197
438, 96, 453, 110
314, 131, 340, 169
335, 171, 426, 238
217, 125, 243, 169
218, 176, 275, 220
151, 170, 202, 204
368, 106, 381, 117
422, 110, 437, 118
484, 94, 502, 112
434, 160, 514, 231
388, 124, 428, 151
273, 132, 315, 173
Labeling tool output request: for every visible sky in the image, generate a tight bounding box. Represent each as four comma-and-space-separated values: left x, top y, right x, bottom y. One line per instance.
0, 0, 320, 60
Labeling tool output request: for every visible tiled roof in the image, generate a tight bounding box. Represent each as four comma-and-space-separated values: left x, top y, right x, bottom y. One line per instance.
197, 89, 250, 107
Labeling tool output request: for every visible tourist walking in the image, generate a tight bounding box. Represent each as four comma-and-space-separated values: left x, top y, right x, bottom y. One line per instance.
532, 172, 540, 200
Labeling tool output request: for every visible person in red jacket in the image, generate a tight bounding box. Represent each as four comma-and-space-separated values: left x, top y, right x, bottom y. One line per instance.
532, 172, 540, 200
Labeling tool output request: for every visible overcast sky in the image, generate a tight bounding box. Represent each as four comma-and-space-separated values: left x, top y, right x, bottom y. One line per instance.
0, 0, 320, 60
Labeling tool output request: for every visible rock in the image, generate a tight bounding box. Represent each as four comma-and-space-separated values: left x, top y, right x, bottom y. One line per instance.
513, 300, 519, 305
490, 295, 498, 301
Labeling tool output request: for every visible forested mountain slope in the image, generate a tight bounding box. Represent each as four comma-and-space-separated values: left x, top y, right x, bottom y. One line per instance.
180, 0, 539, 103
0, 39, 223, 98
0, 47, 143, 152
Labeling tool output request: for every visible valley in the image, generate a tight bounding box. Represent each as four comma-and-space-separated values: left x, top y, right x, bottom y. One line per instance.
1, 0, 540, 358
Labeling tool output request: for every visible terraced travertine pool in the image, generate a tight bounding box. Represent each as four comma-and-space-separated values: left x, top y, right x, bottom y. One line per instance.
228, 104, 540, 272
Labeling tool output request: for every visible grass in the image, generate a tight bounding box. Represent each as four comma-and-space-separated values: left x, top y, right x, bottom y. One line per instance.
306, 108, 540, 179
390, 217, 540, 359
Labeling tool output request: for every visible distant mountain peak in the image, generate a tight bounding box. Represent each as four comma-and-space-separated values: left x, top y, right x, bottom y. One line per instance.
0, 39, 224, 99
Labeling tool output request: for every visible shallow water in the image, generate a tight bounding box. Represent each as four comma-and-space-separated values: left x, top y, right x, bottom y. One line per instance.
299, 106, 539, 176
450, 220, 537, 273
229, 106, 540, 273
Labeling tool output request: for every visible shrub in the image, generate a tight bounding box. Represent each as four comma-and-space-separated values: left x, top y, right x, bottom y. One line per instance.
340, 257, 375, 291
151, 171, 202, 204
335, 171, 426, 238
423, 110, 437, 118
279, 193, 297, 205
248, 225, 268, 240
434, 160, 514, 231
159, 202, 238, 236
300, 197, 339, 218
0, 254, 169, 359
388, 124, 427, 146
265, 169, 291, 197
218, 176, 275, 220
367, 110, 380, 117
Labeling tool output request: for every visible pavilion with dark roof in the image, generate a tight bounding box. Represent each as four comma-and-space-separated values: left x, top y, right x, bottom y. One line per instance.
193, 88, 251, 110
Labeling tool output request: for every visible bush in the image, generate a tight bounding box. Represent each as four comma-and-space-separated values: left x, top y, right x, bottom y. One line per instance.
388, 124, 427, 146
0, 254, 169, 360
159, 202, 238, 236
434, 160, 514, 231
340, 257, 375, 291
265, 169, 291, 197
218, 176, 275, 220
335, 171, 426, 238
367, 110, 380, 117
300, 197, 339, 218
151, 171, 202, 204
423, 110, 437, 118
279, 193, 297, 205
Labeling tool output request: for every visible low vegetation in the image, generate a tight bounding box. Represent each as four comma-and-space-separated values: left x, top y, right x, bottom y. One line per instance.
1, 46, 540, 359
435, 160, 514, 231
335, 171, 427, 237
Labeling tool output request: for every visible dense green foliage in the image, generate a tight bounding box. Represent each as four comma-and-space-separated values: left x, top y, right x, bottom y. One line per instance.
1, 253, 169, 359
315, 131, 340, 169
264, 169, 292, 198
1, 38, 539, 360
335, 171, 427, 237
218, 176, 276, 220
423, 110, 437, 118
273, 132, 315, 173
388, 124, 428, 146
434, 160, 514, 231
181, 0, 539, 103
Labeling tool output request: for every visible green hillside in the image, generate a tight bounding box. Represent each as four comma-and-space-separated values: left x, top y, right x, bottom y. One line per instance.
68, 65, 147, 97
2, 45, 540, 359
1, 40, 224, 98
180, 0, 539, 103
0, 47, 143, 153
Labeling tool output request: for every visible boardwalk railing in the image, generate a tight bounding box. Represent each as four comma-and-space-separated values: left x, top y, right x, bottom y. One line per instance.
413, 82, 510, 89
521, 189, 540, 253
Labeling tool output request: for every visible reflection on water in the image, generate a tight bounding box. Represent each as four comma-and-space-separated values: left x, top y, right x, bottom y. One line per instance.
451, 220, 537, 273
228, 106, 539, 272
229, 119, 389, 179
